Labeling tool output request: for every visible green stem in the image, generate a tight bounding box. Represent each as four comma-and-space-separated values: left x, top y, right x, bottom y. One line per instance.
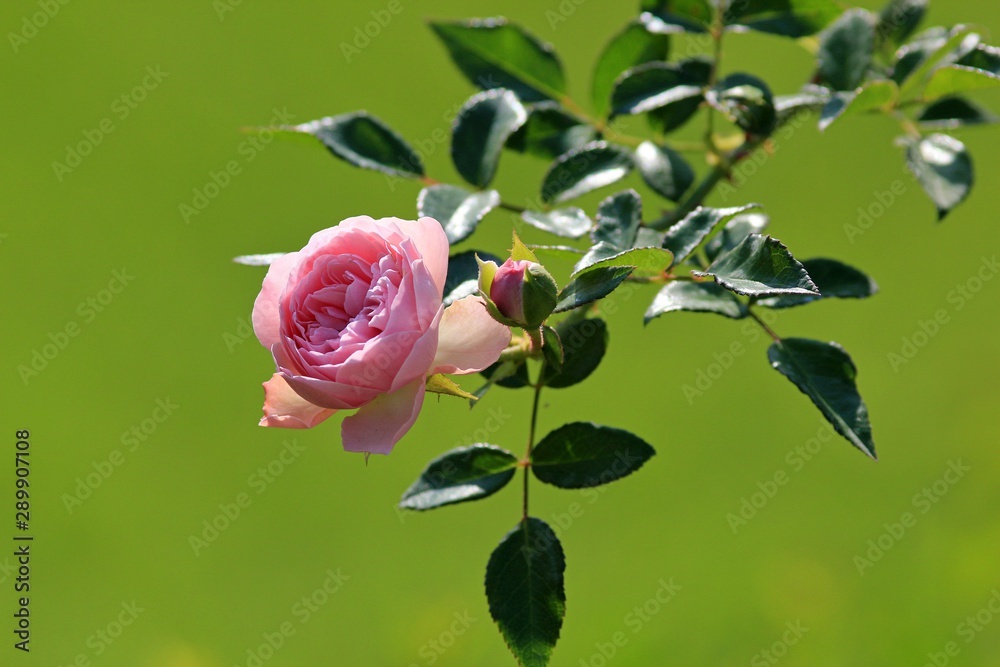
522, 378, 544, 520
748, 307, 782, 343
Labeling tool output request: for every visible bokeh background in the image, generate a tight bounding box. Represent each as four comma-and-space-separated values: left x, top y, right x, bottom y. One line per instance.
4, 0, 1000, 665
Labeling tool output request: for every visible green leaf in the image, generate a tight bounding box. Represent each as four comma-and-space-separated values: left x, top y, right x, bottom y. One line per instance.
532, 422, 655, 488
510, 231, 539, 263
918, 96, 998, 129
648, 58, 712, 133
645, 281, 747, 322
542, 318, 609, 389
554, 266, 635, 313
706, 73, 777, 137
445, 250, 503, 305
485, 518, 566, 667
593, 19, 672, 118
418, 185, 500, 245
757, 258, 879, 309
923, 65, 1000, 102
592, 189, 642, 249
768, 338, 876, 459
425, 374, 479, 401
295, 113, 424, 178
663, 205, 758, 267
479, 359, 531, 393
817, 9, 876, 91
725, 0, 845, 38
696, 234, 819, 297
575, 246, 673, 277
521, 208, 593, 238
540, 142, 633, 204
429, 18, 566, 103
506, 104, 597, 160
704, 212, 770, 262
399, 445, 519, 511
876, 0, 928, 49
641, 1, 713, 33
451, 89, 528, 187
905, 133, 974, 220
634, 141, 695, 202
957, 44, 1000, 75
541, 325, 564, 373
611, 62, 704, 117
775, 87, 832, 125
819, 79, 898, 132
232, 253, 287, 267
894, 26, 979, 98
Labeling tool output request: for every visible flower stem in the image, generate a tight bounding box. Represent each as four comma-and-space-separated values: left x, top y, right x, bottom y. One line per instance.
522, 377, 544, 520
748, 308, 782, 343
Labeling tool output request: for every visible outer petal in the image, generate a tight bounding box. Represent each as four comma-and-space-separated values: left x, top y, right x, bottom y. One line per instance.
260, 374, 336, 429
341, 379, 425, 455
431, 296, 512, 375
252, 251, 299, 348
408, 217, 450, 295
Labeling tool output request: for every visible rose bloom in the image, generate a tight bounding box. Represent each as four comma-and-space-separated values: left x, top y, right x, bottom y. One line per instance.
252, 216, 510, 455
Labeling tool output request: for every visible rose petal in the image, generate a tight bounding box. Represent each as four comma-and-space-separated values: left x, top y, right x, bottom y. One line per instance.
431, 296, 512, 375
341, 379, 425, 455
252, 251, 300, 348
410, 217, 450, 295
259, 373, 336, 429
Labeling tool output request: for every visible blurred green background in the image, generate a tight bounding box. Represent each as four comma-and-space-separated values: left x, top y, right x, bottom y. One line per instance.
3, 0, 1000, 665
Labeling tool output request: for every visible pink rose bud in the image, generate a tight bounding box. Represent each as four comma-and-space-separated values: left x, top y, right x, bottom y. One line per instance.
489, 258, 558, 329
490, 259, 530, 323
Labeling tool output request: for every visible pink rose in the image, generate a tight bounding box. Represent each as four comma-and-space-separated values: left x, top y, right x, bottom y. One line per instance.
252, 216, 511, 455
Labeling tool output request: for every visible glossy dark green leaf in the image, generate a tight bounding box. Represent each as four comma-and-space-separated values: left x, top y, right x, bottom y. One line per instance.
645, 281, 747, 322
451, 89, 528, 187
554, 266, 635, 313
663, 205, 758, 266
818, 80, 898, 132
696, 234, 819, 297
486, 518, 566, 667
923, 65, 1000, 102
479, 359, 531, 392
704, 212, 770, 262
918, 97, 998, 129
905, 133, 974, 220
295, 113, 424, 177
641, 0, 713, 33
894, 26, 979, 97
542, 318, 608, 389
634, 141, 695, 202
541, 325, 564, 374
611, 62, 704, 117
957, 44, 1000, 75
592, 190, 642, 249
757, 258, 879, 309
706, 73, 777, 136
540, 142, 633, 204
876, 0, 928, 49
506, 104, 597, 160
724, 0, 845, 38
521, 208, 593, 238
445, 250, 503, 305
399, 445, 519, 511
647, 58, 711, 133
430, 18, 566, 102
775, 87, 831, 125
574, 247, 674, 277
419, 185, 500, 245
532, 422, 655, 488
817, 9, 876, 91
768, 338, 876, 459
593, 19, 671, 118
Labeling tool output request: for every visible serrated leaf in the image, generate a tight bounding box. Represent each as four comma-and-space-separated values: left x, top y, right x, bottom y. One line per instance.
645, 281, 748, 322
768, 338, 876, 459
611, 62, 704, 117
574, 247, 674, 277
486, 518, 566, 667
696, 234, 819, 297
706, 73, 777, 136
521, 208, 593, 238
663, 205, 758, 266
819, 79, 898, 132
593, 20, 672, 117
294, 113, 424, 177
905, 133, 974, 220
554, 266, 635, 313
817, 9, 877, 92
541, 318, 608, 389
506, 103, 597, 160
400, 445, 518, 511
540, 142, 633, 204
445, 250, 503, 305
634, 141, 695, 202
876, 0, 928, 49
592, 189, 643, 249
232, 253, 287, 266
923, 65, 1000, 102
757, 258, 878, 309
419, 185, 500, 245
704, 212, 770, 262
725, 0, 845, 38
918, 97, 998, 129
451, 89, 528, 187
430, 18, 566, 102
532, 422, 655, 488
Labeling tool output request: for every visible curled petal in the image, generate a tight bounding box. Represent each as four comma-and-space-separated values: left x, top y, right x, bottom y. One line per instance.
341, 380, 425, 455
431, 296, 512, 375
260, 374, 336, 429
252, 252, 299, 348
